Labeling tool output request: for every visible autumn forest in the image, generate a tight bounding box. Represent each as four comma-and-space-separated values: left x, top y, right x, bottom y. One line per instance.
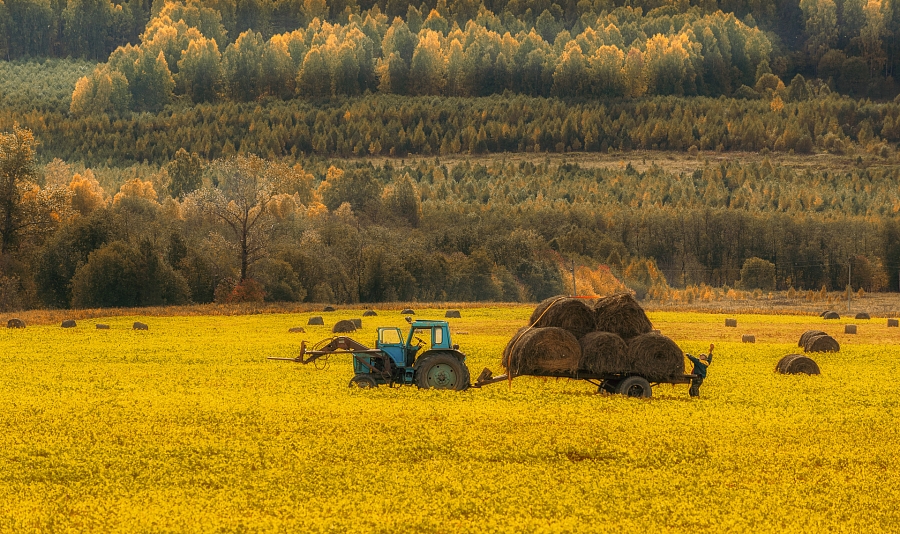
1, 0, 900, 310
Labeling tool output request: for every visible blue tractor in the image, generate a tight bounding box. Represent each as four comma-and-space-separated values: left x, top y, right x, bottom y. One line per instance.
272, 319, 470, 390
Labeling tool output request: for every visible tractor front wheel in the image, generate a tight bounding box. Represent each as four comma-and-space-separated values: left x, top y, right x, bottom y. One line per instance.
415, 353, 470, 391
349, 374, 378, 388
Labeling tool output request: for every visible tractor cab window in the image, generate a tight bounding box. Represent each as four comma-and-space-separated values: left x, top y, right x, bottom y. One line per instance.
379, 328, 402, 345
410, 328, 432, 348
433, 328, 443, 345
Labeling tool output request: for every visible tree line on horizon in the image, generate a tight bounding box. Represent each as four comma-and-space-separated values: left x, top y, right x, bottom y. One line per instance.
1, 0, 898, 99
3, 123, 900, 312
61, 2, 773, 115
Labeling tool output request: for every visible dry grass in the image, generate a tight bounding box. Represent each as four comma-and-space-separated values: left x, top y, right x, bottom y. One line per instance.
0, 301, 525, 327
357, 149, 898, 176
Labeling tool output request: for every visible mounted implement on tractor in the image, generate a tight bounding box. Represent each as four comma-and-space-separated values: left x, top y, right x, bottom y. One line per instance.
269, 319, 470, 390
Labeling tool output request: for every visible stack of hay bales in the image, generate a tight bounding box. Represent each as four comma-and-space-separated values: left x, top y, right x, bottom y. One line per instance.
503, 294, 684, 381
798, 330, 839, 353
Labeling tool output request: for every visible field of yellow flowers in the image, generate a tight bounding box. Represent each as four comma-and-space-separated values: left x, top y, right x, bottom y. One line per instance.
1, 307, 898, 532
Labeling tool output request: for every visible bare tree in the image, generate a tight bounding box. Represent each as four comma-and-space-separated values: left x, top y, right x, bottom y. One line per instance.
190, 155, 304, 281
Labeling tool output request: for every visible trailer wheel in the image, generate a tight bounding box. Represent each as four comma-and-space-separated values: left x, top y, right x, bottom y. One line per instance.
349, 374, 378, 388
415, 353, 470, 391
617, 376, 652, 398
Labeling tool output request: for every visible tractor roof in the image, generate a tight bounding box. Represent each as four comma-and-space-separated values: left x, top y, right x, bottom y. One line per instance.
410, 319, 449, 328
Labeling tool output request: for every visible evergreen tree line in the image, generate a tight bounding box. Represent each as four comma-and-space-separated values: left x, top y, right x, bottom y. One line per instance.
3, 93, 899, 167
2, 0, 898, 98
65, 3, 773, 114
3, 123, 900, 311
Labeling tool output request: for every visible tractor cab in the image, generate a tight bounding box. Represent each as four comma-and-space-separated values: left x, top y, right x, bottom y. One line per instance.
376, 320, 458, 368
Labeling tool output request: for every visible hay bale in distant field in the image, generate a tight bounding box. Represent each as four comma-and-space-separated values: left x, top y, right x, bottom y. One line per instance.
579, 331, 628, 375
133, 322, 148, 330
307, 316, 324, 325
333, 320, 356, 333
592, 293, 652, 340
889, 319, 899, 327
323, 306, 335, 312
351, 318, 362, 328
742, 334, 756, 343
626, 333, 685, 382
61, 320, 76, 328
445, 310, 462, 318
804, 334, 840, 353
820, 310, 832, 317
502, 327, 581, 376
724, 318, 737, 327
96, 324, 110, 330
855, 312, 870, 320
529, 296, 596, 339
798, 330, 826, 347
362, 310, 377, 317
288, 327, 305, 333
401, 308, 415, 315
823, 311, 840, 319
844, 324, 857, 334
7, 318, 25, 328
776, 354, 821, 375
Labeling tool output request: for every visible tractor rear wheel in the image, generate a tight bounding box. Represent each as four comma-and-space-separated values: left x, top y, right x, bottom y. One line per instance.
349, 374, 378, 388
617, 376, 652, 398
415, 353, 470, 391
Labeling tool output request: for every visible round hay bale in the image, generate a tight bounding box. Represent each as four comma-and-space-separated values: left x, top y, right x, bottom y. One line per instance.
323, 306, 335, 312
798, 330, 826, 348
288, 327, 305, 333
592, 293, 652, 340
844, 324, 857, 334
823, 311, 840, 320
776, 354, 820, 375
724, 318, 737, 327
626, 333, 684, 382
133, 322, 148, 331
854, 312, 870, 320
445, 310, 462, 318
578, 331, 628, 374
529, 296, 595, 339
333, 320, 356, 333
96, 324, 110, 330
820, 310, 831, 317
351, 318, 362, 328
804, 334, 840, 353
502, 327, 581, 376
7, 318, 25, 328
61, 320, 76, 328
362, 310, 378, 317
401, 308, 415, 315
888, 318, 899, 327
307, 316, 324, 325
741, 334, 755, 343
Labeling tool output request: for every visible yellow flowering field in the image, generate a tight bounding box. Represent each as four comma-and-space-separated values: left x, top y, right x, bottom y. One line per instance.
1, 307, 898, 532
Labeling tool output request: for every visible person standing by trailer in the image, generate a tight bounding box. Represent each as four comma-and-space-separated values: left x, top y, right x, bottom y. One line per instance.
686, 344, 714, 398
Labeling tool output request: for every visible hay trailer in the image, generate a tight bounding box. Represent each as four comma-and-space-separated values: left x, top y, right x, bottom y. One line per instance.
269, 318, 470, 390
470, 368, 697, 398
